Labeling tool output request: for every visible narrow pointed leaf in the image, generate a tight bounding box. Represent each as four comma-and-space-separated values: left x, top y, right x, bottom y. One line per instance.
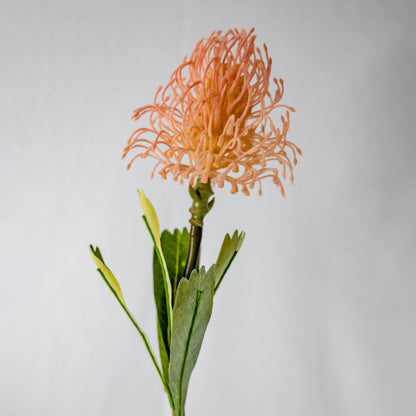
169, 266, 215, 414
89, 245, 174, 409
138, 189, 161, 250
157, 319, 170, 382
153, 228, 190, 382
138, 190, 173, 341
214, 230, 245, 293
90, 245, 125, 304
153, 248, 170, 383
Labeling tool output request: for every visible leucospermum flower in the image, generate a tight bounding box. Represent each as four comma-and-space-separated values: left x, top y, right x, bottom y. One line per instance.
123, 28, 301, 195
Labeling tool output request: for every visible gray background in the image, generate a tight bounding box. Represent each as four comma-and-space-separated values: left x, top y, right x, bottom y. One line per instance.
1, 0, 415, 415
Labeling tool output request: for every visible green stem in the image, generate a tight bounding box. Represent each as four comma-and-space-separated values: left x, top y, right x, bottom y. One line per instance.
184, 224, 203, 279
183, 179, 214, 279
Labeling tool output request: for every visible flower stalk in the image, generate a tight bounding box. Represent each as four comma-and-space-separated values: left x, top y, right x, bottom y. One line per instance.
183, 179, 215, 279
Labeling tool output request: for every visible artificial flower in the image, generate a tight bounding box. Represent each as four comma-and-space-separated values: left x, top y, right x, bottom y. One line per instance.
123, 28, 301, 195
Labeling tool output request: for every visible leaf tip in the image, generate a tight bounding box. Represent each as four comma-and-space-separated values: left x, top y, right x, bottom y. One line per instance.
137, 188, 145, 205
237, 231, 246, 249
90, 244, 104, 262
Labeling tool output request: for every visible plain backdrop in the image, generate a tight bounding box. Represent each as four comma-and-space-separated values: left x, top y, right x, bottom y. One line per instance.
1, 0, 415, 415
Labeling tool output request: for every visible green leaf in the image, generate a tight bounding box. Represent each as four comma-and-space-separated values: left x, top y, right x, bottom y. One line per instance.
214, 230, 245, 293
138, 189, 173, 341
169, 266, 215, 415
161, 228, 190, 300
89, 245, 174, 410
153, 228, 190, 383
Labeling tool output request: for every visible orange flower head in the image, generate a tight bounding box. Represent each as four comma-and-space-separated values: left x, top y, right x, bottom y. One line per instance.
123, 28, 301, 195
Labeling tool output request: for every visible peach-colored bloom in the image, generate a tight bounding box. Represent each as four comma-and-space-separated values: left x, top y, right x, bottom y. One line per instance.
123, 28, 301, 195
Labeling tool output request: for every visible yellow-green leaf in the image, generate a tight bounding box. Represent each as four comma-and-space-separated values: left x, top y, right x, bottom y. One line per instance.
90, 245, 125, 305
138, 189, 161, 250
138, 190, 173, 345
89, 244, 174, 410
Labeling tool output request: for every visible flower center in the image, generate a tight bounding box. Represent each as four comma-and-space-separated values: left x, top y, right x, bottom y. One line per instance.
187, 63, 251, 168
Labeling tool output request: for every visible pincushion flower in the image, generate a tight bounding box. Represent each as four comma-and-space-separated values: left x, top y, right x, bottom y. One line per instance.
123, 28, 300, 195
